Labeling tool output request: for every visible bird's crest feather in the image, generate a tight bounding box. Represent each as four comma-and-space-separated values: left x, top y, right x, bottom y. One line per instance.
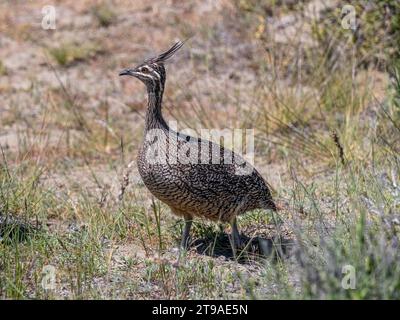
146, 40, 187, 64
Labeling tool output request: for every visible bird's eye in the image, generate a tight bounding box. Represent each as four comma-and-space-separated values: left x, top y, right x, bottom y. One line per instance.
141, 67, 149, 73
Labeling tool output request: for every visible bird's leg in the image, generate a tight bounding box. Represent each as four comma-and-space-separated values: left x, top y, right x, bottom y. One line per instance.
180, 216, 193, 250
174, 216, 193, 267
230, 217, 243, 250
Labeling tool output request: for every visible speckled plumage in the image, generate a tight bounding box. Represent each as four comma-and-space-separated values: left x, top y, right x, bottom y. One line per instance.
137, 131, 276, 222
120, 41, 276, 249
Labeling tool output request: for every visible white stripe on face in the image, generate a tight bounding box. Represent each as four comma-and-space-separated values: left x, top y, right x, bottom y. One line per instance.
137, 65, 160, 81
136, 71, 157, 90
135, 72, 154, 81
152, 69, 161, 80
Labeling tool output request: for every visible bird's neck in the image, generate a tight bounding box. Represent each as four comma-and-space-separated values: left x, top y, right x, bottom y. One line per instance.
144, 82, 168, 131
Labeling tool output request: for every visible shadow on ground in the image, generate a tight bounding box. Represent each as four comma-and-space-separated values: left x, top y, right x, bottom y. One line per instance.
191, 232, 295, 263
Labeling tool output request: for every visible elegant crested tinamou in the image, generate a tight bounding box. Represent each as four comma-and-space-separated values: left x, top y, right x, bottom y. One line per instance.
119, 41, 276, 252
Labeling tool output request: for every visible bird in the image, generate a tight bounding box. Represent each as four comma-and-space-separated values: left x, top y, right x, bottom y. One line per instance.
119, 40, 276, 253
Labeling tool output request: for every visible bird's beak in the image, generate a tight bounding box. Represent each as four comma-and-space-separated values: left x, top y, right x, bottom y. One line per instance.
119, 68, 135, 76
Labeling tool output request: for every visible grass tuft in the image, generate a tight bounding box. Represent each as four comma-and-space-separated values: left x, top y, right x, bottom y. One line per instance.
92, 3, 117, 28
48, 42, 104, 67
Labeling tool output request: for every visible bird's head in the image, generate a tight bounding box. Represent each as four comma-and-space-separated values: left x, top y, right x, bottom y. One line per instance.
119, 40, 185, 88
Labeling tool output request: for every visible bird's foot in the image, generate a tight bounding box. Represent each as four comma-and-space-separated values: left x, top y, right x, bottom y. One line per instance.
180, 237, 191, 252
170, 246, 185, 268
230, 234, 246, 252
235, 237, 246, 249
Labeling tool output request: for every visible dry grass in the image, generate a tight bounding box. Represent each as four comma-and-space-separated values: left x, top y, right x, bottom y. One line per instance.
0, 0, 399, 299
